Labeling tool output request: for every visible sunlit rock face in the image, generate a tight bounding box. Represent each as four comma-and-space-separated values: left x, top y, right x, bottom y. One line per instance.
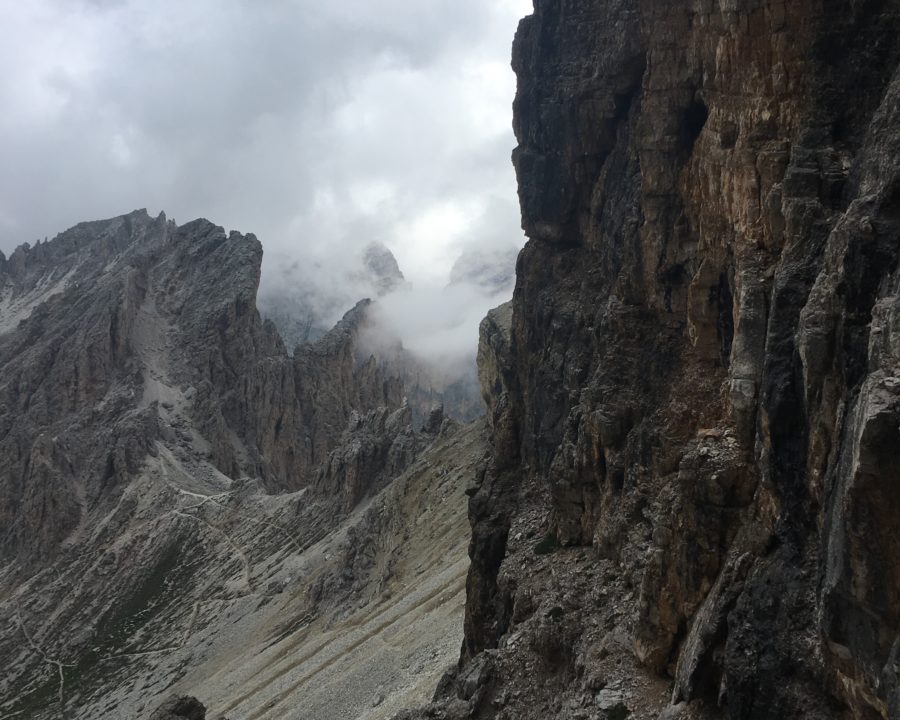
403, 1, 900, 719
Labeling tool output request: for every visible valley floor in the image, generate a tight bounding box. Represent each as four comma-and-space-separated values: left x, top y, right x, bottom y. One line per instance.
1, 422, 485, 720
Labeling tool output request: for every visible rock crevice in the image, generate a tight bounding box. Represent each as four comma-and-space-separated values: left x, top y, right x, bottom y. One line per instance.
428, 1, 900, 718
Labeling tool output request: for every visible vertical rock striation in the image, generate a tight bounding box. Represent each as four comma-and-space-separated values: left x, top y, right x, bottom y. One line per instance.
445, 1, 900, 718
0, 209, 469, 720
0, 210, 403, 564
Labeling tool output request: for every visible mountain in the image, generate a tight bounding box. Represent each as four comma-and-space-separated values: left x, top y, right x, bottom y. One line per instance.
257, 241, 405, 350
0, 211, 481, 719
5, 1, 900, 718
255, 237, 485, 425
448, 245, 519, 296
401, 1, 900, 719
362, 241, 406, 296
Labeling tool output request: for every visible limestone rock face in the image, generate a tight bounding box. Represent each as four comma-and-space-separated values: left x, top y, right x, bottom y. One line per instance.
0, 211, 403, 565
0, 210, 474, 720
315, 404, 421, 512
424, 1, 900, 719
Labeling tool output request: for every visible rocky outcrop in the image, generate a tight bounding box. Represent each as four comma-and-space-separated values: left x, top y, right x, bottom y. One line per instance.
0, 210, 474, 720
462, 301, 519, 662
315, 404, 420, 512
425, 1, 900, 719
149, 695, 207, 720
0, 211, 405, 564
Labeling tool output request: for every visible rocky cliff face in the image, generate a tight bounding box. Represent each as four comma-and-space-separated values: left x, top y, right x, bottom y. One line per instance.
0, 211, 404, 565
418, 1, 900, 719
0, 210, 478, 720
257, 240, 405, 348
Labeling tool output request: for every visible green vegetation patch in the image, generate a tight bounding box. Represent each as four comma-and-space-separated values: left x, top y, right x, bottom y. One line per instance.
65, 538, 196, 703
1, 665, 60, 718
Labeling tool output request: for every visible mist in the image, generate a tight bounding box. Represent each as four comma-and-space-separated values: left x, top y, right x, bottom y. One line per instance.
366, 270, 515, 376
1, 0, 530, 372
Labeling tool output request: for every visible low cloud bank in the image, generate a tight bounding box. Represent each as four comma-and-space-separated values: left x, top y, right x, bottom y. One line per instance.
1, 0, 532, 385
259, 238, 518, 388
365, 275, 515, 381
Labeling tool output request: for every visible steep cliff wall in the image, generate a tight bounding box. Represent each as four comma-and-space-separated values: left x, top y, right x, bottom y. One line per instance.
431, 1, 900, 719
0, 210, 403, 563
0, 211, 476, 720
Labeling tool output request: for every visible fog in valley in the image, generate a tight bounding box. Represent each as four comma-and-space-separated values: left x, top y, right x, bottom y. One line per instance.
0, 0, 531, 383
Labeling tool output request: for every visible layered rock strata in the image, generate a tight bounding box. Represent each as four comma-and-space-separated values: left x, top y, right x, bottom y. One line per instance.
0, 210, 474, 719
0, 211, 402, 564
419, 1, 900, 719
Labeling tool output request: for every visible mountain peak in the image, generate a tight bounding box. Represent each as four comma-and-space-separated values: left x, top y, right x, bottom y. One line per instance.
362, 241, 405, 296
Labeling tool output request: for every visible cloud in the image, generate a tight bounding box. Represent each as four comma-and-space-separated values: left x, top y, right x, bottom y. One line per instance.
0, 0, 532, 363
0, 1, 529, 253
364, 278, 515, 380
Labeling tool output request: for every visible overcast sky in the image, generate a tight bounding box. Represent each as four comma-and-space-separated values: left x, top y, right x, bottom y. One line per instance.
0, 0, 530, 289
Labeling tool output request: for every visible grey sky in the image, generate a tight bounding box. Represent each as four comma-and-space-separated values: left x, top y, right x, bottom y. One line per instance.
0, 0, 530, 289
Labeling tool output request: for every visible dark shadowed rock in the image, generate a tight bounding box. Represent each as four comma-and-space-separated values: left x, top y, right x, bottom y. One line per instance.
148, 695, 206, 720
405, 1, 900, 719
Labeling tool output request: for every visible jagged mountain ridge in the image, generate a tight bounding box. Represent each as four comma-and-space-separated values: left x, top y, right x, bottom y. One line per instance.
257, 240, 406, 348
258, 240, 488, 425
406, 1, 900, 719
0, 210, 480, 719
0, 210, 406, 564
5, 0, 900, 717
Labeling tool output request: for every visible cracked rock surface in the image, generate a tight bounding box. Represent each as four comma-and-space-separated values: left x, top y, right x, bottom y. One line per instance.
405, 1, 900, 719
0, 211, 481, 720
